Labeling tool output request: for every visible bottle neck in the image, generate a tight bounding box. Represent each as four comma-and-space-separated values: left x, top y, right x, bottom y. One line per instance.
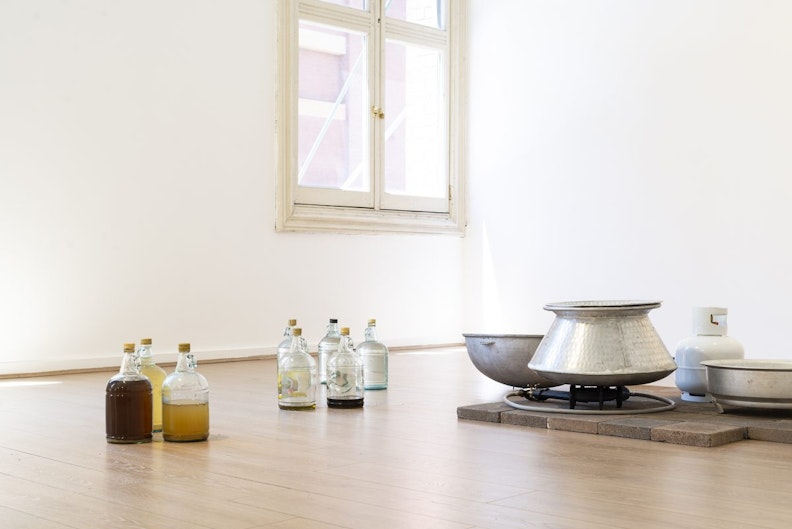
137, 345, 154, 364
364, 326, 378, 341
338, 335, 354, 353
290, 334, 306, 354
175, 352, 195, 373
327, 322, 339, 336
120, 351, 140, 375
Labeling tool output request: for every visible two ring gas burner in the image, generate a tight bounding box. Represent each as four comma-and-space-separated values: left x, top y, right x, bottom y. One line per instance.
503, 385, 676, 415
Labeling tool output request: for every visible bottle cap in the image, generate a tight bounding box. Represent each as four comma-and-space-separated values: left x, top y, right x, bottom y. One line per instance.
178, 343, 191, 353
123, 343, 136, 353
341, 327, 350, 335
368, 319, 376, 325
693, 307, 728, 336
288, 319, 297, 326
330, 318, 338, 323
140, 338, 152, 345
293, 328, 302, 336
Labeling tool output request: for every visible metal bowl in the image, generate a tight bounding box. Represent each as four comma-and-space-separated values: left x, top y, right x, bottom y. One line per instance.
702, 359, 792, 408
463, 334, 557, 388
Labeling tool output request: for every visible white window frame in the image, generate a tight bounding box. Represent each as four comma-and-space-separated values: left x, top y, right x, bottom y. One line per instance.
275, 0, 468, 235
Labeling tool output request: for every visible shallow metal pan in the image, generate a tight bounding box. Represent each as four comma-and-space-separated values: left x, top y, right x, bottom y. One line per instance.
701, 359, 792, 409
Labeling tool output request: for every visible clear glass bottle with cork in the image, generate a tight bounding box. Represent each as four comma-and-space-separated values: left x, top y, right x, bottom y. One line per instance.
137, 338, 167, 433
326, 327, 364, 408
162, 343, 210, 441
278, 327, 317, 410
356, 319, 389, 390
106, 343, 153, 444
317, 318, 341, 384
277, 319, 298, 363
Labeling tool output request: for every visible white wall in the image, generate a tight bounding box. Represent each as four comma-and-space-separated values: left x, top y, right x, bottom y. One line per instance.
0, 0, 464, 374
6, 0, 791, 380
465, 0, 792, 372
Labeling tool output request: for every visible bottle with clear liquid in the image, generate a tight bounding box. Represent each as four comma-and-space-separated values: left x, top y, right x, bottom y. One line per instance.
277, 319, 297, 362
278, 328, 317, 410
326, 327, 364, 408
137, 338, 167, 432
356, 319, 389, 390
317, 318, 340, 384
106, 343, 153, 444
162, 343, 210, 442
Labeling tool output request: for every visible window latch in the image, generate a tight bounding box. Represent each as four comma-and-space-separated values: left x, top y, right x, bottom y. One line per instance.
371, 106, 385, 119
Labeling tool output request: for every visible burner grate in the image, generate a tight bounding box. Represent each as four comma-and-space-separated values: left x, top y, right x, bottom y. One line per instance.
503, 386, 676, 415
527, 385, 631, 410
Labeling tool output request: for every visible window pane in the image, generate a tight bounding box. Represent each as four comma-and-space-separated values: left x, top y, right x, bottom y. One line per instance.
315, 0, 367, 10
384, 0, 446, 30
298, 21, 370, 192
384, 39, 447, 199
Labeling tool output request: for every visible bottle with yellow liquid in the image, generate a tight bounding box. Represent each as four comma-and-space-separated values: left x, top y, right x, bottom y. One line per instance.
137, 338, 167, 433
162, 343, 209, 442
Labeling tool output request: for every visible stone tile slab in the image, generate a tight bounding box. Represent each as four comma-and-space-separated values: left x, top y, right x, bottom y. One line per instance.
456, 402, 511, 423
501, 410, 550, 428
598, 417, 680, 440
748, 420, 792, 443
548, 415, 614, 434
650, 422, 745, 447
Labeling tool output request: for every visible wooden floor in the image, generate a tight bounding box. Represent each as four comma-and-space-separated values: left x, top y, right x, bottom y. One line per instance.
2, 348, 792, 528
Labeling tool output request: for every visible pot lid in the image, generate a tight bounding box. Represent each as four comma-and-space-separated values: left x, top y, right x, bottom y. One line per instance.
543, 300, 662, 311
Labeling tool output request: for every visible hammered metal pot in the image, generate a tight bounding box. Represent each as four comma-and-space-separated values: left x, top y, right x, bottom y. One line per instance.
528, 300, 677, 386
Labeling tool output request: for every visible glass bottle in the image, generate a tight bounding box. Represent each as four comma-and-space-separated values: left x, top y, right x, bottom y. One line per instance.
356, 318, 389, 390
106, 343, 153, 444
277, 319, 298, 363
326, 327, 364, 408
162, 343, 210, 442
137, 338, 167, 433
317, 318, 341, 384
278, 328, 317, 410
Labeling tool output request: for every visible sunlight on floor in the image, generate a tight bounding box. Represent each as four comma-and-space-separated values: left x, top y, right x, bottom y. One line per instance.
0, 379, 63, 388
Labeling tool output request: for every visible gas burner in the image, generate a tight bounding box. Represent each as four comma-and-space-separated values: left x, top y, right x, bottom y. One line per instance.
526, 385, 631, 410
502, 386, 676, 415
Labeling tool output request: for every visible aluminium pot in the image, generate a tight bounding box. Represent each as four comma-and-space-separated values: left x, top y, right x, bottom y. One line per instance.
463, 334, 557, 388
528, 300, 677, 386
701, 359, 792, 408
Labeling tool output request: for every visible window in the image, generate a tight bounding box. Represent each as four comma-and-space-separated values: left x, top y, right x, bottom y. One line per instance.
276, 0, 467, 235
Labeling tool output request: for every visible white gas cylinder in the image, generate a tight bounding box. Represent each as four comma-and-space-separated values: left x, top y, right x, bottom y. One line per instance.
675, 307, 744, 402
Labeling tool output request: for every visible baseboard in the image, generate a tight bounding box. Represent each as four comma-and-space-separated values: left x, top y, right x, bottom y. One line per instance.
0, 346, 275, 379
0, 343, 466, 379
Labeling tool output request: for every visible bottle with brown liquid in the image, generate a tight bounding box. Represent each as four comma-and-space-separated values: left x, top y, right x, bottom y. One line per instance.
137, 338, 167, 432
106, 343, 153, 444
162, 343, 209, 442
